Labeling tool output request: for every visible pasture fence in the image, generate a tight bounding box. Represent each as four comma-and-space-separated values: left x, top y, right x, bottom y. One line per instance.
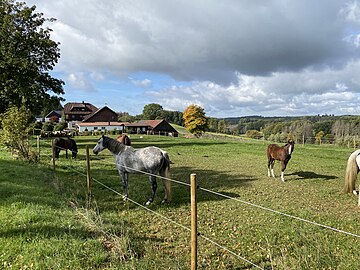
37, 137, 360, 269
39, 138, 264, 269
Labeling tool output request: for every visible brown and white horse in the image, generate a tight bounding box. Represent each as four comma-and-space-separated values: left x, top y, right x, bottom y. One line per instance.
117, 134, 131, 146
343, 149, 360, 195
267, 140, 295, 182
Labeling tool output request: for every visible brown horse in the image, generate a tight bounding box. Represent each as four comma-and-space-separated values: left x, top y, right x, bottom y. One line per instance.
117, 134, 131, 146
267, 140, 295, 182
53, 137, 77, 159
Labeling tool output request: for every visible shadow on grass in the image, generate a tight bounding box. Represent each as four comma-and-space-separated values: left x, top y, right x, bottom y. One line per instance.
287, 171, 338, 181
84, 165, 258, 213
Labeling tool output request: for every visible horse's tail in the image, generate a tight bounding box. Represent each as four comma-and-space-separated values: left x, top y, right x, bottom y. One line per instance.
343, 150, 360, 193
160, 151, 172, 202
71, 139, 78, 158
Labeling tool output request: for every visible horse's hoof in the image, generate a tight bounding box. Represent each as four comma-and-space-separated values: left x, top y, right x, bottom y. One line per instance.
145, 200, 152, 206
353, 190, 358, 195
161, 199, 168, 204
122, 195, 128, 201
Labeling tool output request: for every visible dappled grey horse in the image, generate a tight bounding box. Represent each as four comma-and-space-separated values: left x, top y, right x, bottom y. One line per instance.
93, 135, 172, 205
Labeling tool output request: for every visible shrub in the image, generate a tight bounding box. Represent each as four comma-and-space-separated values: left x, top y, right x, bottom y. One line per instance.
0, 106, 39, 162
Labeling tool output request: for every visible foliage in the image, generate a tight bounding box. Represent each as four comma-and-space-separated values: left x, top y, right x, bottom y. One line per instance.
0, 106, 38, 161
162, 110, 183, 126
182, 104, 208, 137
315, 130, 325, 144
142, 103, 164, 120
0, 0, 64, 115
217, 119, 227, 133
245, 129, 262, 139
54, 121, 67, 131
42, 121, 54, 132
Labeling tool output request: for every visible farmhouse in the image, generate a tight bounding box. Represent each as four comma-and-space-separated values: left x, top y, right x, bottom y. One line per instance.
77, 122, 128, 132
76, 106, 128, 132
63, 102, 98, 121
126, 119, 178, 137
44, 110, 61, 122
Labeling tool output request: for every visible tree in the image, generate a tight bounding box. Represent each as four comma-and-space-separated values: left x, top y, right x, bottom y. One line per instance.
0, 0, 64, 115
142, 103, 164, 120
0, 106, 38, 161
217, 119, 227, 133
182, 104, 208, 137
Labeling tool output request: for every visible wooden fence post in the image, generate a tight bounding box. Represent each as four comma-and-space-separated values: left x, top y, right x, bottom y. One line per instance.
51, 139, 55, 171
37, 136, 40, 159
191, 173, 197, 270
86, 145, 91, 197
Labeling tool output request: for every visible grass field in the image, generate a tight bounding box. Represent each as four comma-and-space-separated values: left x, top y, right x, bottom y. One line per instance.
1, 134, 360, 269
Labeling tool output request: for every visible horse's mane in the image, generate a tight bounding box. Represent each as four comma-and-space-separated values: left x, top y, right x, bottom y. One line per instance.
103, 136, 126, 154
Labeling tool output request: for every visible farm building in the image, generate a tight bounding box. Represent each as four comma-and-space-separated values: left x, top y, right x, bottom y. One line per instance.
63, 102, 98, 121
126, 119, 178, 137
76, 122, 128, 132
76, 106, 127, 132
44, 110, 61, 122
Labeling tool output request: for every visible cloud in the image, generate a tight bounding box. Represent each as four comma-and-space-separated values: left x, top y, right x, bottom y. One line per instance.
129, 78, 152, 88
66, 72, 95, 91
26, 0, 360, 116
29, 0, 360, 84
147, 60, 360, 117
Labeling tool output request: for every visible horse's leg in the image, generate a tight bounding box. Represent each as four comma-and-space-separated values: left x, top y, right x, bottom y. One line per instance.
119, 170, 129, 201
270, 160, 275, 178
55, 149, 60, 159
268, 157, 274, 177
146, 175, 157, 205
65, 149, 68, 159
280, 160, 287, 182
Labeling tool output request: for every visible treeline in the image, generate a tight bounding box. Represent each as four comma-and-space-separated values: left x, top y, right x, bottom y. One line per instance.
207, 115, 360, 146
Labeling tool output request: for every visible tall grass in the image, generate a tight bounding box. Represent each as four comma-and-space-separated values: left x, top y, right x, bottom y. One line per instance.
1, 135, 360, 269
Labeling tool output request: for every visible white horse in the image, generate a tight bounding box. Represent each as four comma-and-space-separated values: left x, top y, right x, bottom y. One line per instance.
343, 149, 360, 195
93, 135, 172, 205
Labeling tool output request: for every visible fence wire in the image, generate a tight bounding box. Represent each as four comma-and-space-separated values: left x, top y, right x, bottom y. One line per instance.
37, 138, 360, 269
40, 141, 263, 269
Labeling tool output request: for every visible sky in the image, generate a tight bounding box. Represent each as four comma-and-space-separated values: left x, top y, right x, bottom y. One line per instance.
26, 0, 360, 118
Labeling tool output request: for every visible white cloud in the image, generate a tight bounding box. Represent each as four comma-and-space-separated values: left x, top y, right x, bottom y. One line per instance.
25, 0, 360, 116
129, 78, 152, 88
66, 72, 94, 91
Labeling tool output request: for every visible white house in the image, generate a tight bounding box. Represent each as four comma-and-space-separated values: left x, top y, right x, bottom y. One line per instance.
76, 121, 127, 132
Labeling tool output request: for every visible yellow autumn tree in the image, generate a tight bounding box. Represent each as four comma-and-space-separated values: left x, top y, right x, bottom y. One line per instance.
183, 104, 208, 137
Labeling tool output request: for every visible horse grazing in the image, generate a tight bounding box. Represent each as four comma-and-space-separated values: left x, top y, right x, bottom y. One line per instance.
267, 140, 295, 182
53, 137, 78, 159
343, 149, 360, 194
117, 134, 131, 146
93, 135, 172, 205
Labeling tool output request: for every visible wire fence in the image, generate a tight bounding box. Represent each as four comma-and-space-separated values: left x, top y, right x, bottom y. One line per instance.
37, 137, 360, 269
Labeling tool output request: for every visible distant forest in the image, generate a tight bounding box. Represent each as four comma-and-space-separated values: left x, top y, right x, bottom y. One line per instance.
207, 114, 360, 146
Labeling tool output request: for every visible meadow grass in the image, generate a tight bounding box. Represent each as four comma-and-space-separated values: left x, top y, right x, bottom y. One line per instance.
1, 135, 360, 269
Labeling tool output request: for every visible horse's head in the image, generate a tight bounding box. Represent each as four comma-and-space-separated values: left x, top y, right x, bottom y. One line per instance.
93, 135, 106, 155
287, 139, 295, 154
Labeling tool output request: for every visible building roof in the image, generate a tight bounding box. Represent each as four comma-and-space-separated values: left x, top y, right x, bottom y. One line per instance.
136, 119, 165, 128
82, 106, 117, 122
63, 102, 98, 115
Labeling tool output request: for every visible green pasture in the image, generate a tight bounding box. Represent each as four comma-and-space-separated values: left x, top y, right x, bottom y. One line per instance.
1, 135, 360, 269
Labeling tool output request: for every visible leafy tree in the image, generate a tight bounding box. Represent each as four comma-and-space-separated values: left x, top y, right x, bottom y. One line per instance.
217, 119, 227, 133
0, 0, 64, 115
315, 131, 325, 144
182, 104, 208, 137
162, 110, 183, 126
0, 106, 38, 161
142, 103, 164, 120
207, 117, 218, 132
